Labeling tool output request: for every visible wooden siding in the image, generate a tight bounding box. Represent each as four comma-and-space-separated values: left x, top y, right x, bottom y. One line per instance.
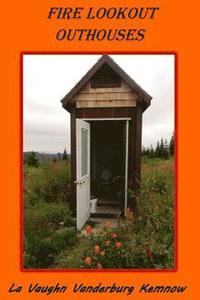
128, 105, 143, 189
69, 108, 76, 216
90, 63, 121, 88
61, 55, 152, 112
75, 80, 138, 108
76, 107, 133, 118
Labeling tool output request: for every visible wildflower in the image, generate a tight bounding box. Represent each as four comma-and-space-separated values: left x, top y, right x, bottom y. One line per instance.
85, 225, 93, 236
84, 257, 92, 265
100, 250, 105, 256
59, 221, 64, 226
112, 233, 117, 239
93, 245, 101, 255
105, 240, 111, 246
116, 241, 122, 249
97, 262, 103, 269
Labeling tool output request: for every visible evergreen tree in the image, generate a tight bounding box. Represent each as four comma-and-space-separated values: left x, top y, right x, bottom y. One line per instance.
149, 144, 155, 158
142, 135, 172, 160
163, 138, 169, 159
155, 141, 160, 158
169, 132, 174, 156
159, 138, 165, 158
25, 151, 39, 167
63, 148, 68, 160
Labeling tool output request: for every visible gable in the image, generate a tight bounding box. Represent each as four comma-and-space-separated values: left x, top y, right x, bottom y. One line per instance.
61, 55, 152, 111
75, 79, 138, 108
90, 64, 121, 88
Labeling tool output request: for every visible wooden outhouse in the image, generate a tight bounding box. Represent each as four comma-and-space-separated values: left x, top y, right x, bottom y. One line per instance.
61, 55, 152, 230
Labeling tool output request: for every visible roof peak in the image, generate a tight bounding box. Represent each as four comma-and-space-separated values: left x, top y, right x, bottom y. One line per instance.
61, 55, 152, 111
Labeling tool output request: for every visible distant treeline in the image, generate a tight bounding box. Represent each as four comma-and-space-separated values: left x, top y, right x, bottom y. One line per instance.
24, 148, 69, 167
142, 133, 174, 159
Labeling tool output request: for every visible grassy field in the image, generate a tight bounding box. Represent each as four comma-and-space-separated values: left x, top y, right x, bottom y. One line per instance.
23, 157, 174, 269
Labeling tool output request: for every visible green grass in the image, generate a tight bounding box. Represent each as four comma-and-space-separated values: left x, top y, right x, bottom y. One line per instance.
54, 237, 92, 269
23, 157, 174, 269
129, 157, 174, 268
23, 160, 76, 269
24, 160, 70, 206
54, 157, 175, 269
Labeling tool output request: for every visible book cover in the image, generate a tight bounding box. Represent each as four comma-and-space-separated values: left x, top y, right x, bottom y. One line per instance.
0, 0, 198, 299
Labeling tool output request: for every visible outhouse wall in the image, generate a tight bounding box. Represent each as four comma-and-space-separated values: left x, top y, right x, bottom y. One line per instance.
69, 104, 143, 213
75, 80, 138, 108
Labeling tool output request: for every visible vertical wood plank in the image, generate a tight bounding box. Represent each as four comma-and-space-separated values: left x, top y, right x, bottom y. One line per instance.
128, 106, 142, 190
70, 108, 76, 215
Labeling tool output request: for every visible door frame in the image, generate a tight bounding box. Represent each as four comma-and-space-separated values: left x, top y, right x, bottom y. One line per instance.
78, 117, 130, 216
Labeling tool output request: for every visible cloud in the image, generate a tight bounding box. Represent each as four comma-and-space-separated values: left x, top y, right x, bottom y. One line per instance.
23, 54, 174, 153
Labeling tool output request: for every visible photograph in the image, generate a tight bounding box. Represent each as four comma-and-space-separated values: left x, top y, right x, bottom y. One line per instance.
23, 54, 175, 270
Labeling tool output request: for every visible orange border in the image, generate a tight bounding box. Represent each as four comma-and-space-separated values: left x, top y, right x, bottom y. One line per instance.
20, 51, 177, 273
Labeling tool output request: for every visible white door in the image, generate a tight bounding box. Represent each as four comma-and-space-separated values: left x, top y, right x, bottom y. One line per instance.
76, 119, 90, 230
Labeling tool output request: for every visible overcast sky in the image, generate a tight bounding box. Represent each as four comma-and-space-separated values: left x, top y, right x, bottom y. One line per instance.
23, 54, 174, 154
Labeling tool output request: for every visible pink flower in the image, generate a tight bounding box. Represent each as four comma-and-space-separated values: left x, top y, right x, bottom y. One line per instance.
93, 245, 101, 255
85, 225, 93, 236
112, 233, 117, 239
84, 257, 92, 265
105, 240, 111, 246
116, 241, 122, 249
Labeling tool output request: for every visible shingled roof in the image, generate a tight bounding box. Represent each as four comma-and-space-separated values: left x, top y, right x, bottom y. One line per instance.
61, 55, 152, 111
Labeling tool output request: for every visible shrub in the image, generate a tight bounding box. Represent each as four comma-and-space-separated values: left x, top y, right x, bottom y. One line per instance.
25, 151, 39, 167
51, 229, 77, 251
23, 160, 75, 269
130, 158, 174, 269
23, 201, 76, 269
79, 158, 174, 270
80, 218, 173, 269
24, 160, 71, 205
63, 215, 76, 227
24, 235, 57, 268
79, 225, 135, 269
23, 238, 37, 268
24, 202, 73, 237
